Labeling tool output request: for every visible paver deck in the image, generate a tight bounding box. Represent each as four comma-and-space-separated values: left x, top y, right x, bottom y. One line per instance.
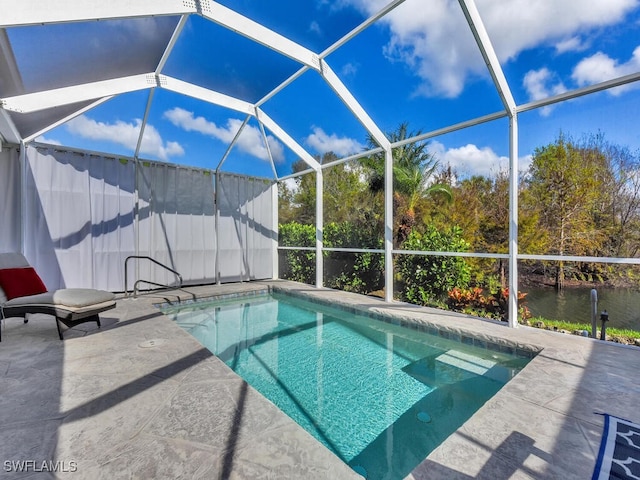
1, 280, 638, 479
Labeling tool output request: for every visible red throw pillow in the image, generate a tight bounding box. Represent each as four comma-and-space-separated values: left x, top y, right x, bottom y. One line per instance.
0, 267, 48, 300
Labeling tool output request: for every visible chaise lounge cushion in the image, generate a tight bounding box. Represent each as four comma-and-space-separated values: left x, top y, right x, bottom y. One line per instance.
3, 288, 116, 319
0, 267, 48, 300
0, 252, 117, 340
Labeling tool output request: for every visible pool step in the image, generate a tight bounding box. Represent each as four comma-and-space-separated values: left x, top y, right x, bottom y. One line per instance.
403, 349, 515, 386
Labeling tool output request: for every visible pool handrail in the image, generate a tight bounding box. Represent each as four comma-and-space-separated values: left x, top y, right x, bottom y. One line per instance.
124, 255, 183, 298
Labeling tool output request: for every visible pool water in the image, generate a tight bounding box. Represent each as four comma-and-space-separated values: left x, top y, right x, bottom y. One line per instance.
162, 292, 531, 480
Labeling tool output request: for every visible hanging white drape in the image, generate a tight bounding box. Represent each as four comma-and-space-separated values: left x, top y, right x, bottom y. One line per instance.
22, 146, 136, 290
0, 145, 274, 291
0, 147, 21, 253
86, 155, 136, 291
136, 161, 216, 288
217, 173, 275, 282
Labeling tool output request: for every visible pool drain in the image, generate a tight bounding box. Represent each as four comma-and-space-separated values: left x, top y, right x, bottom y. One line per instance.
352, 465, 367, 478
417, 411, 432, 423
138, 339, 167, 348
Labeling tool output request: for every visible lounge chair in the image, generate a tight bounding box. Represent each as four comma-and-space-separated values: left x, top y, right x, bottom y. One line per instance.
0, 253, 116, 341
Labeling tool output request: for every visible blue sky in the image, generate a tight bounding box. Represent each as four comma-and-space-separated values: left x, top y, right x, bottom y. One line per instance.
11, 0, 640, 179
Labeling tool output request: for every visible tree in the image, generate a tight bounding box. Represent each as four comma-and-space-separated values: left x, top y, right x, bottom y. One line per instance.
279, 153, 376, 230
444, 174, 509, 287
322, 157, 375, 228
286, 158, 317, 225
278, 181, 297, 225
361, 122, 451, 244
278, 152, 384, 291
524, 133, 609, 289
394, 159, 452, 242
598, 140, 640, 258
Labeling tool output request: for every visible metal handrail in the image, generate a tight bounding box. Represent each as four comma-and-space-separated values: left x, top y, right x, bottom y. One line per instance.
124, 255, 183, 297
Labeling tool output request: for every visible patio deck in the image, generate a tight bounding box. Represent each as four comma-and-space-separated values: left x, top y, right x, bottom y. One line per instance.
0, 280, 638, 479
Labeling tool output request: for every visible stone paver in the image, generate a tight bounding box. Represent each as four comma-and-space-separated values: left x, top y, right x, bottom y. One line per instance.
0, 280, 637, 479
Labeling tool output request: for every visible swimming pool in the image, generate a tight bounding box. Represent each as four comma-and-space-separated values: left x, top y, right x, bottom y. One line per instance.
162, 291, 533, 479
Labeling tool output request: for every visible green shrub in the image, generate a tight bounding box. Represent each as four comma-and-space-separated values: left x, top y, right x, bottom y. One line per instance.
278, 221, 384, 293
396, 225, 471, 305
323, 222, 384, 294
280, 222, 473, 300
279, 222, 315, 284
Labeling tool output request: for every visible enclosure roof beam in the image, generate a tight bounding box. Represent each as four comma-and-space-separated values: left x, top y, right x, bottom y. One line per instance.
23, 97, 112, 144
156, 15, 189, 75
458, 0, 516, 114
2, 73, 258, 145
256, 112, 280, 180
0, 30, 23, 96
200, 3, 320, 71
256, 108, 320, 171
1, 73, 155, 113
1, 1, 320, 72
320, 59, 390, 150
0, 0, 194, 27
1, 71, 258, 117
0, 109, 21, 144
134, 89, 155, 160
161, 75, 255, 115
258, 0, 409, 109
518, 70, 640, 113
321, 0, 407, 58
216, 115, 251, 173
134, 16, 188, 160
256, 66, 308, 108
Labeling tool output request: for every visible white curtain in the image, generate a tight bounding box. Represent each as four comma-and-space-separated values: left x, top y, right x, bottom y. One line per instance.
23, 146, 136, 291
136, 162, 216, 288
217, 173, 275, 282
12, 145, 273, 291
87, 155, 136, 291
0, 147, 20, 253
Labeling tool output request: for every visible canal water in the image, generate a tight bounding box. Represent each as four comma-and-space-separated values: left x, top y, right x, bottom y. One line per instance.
524, 286, 640, 331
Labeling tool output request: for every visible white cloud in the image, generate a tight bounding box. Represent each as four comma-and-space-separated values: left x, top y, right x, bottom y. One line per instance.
283, 177, 298, 193
108, 17, 171, 42
429, 141, 532, 178
572, 46, 640, 94
342, 0, 637, 98
340, 62, 359, 77
554, 36, 587, 54
523, 68, 565, 100
66, 115, 184, 161
163, 107, 285, 162
34, 136, 62, 145
520, 154, 533, 173
236, 123, 286, 163
309, 21, 322, 35
523, 67, 567, 115
164, 107, 237, 139
430, 141, 507, 178
522, 45, 640, 113
305, 127, 364, 156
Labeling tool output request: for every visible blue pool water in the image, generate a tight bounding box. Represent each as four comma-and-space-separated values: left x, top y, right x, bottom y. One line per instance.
162, 292, 532, 479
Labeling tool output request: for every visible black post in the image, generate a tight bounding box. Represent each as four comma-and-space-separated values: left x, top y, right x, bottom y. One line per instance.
600, 310, 609, 341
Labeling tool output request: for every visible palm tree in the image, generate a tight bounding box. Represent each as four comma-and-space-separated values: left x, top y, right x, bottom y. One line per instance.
394, 159, 451, 242
363, 122, 452, 243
